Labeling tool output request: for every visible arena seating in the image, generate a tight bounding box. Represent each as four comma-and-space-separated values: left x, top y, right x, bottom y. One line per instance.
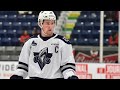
0, 11, 37, 46
62, 11, 118, 46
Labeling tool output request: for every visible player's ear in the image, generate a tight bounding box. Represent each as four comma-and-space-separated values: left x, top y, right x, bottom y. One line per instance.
38, 21, 43, 28
40, 23, 43, 28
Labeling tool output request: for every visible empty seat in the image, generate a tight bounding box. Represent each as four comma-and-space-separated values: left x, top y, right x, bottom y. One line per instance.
16, 30, 23, 37
104, 39, 109, 46
89, 38, 99, 46
70, 33, 79, 39
74, 22, 84, 30
72, 29, 81, 35
0, 15, 8, 21
7, 15, 17, 22
11, 38, 20, 46
1, 38, 11, 46
77, 37, 89, 46
0, 30, 7, 37
84, 22, 94, 30
88, 13, 97, 19
81, 38, 89, 45
81, 30, 92, 38
7, 30, 17, 38
2, 22, 12, 29
11, 22, 22, 30
104, 22, 115, 30
21, 22, 31, 27
77, 38, 85, 45
17, 15, 26, 21
26, 15, 36, 22
92, 30, 100, 38
104, 30, 112, 38
31, 22, 38, 27
70, 38, 78, 45
12, 22, 21, 27
77, 14, 88, 22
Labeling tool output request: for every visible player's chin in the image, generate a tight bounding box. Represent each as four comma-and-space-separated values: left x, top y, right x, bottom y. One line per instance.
48, 31, 53, 35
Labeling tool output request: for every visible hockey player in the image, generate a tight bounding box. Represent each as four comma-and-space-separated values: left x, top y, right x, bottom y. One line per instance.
10, 11, 78, 79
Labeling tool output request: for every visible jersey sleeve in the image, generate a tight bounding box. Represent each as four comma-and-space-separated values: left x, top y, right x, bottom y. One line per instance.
13, 40, 31, 79
60, 42, 77, 79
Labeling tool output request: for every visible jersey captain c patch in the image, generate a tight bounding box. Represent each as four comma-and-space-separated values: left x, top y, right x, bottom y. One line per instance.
33, 47, 53, 70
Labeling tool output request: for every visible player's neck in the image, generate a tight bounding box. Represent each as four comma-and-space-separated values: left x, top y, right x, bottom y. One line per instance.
39, 32, 56, 41
41, 30, 53, 37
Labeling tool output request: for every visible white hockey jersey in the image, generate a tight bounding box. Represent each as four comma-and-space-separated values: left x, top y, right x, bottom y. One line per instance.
14, 34, 76, 79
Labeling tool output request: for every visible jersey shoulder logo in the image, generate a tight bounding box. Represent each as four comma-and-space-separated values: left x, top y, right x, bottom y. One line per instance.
33, 47, 52, 70
31, 40, 37, 46
55, 35, 71, 44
